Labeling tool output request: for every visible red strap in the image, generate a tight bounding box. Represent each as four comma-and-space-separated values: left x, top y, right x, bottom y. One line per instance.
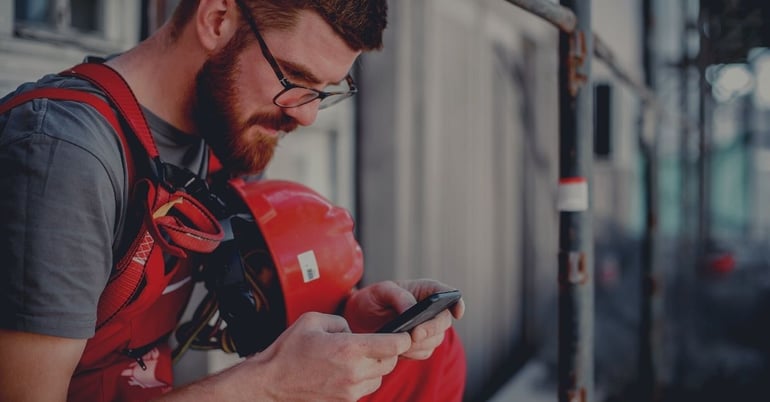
97, 231, 155, 328
0, 89, 114, 128
0, 87, 136, 197
2, 65, 224, 331
59, 63, 161, 160
139, 179, 225, 258
94, 180, 224, 328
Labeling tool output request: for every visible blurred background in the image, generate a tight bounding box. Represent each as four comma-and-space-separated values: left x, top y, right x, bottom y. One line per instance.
3, 0, 770, 400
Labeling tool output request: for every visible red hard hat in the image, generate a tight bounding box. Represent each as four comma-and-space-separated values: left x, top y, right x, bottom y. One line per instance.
228, 177, 364, 326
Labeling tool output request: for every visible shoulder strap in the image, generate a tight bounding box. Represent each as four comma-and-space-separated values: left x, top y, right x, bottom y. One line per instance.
60, 64, 158, 158
59, 63, 168, 182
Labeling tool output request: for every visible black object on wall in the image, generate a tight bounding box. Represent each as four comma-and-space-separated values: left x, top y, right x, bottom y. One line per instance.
595, 83, 612, 158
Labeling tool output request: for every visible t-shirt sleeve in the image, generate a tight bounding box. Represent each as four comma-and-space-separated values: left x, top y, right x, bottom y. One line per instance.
0, 97, 123, 339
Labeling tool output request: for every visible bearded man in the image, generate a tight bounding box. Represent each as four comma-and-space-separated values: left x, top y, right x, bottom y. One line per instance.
0, 1, 466, 401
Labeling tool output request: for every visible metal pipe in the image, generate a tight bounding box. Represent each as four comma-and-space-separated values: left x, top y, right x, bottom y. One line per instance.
594, 35, 655, 106
504, 0, 577, 33
696, 2, 712, 272
557, 0, 593, 401
674, 0, 694, 388
595, 35, 699, 136
638, 1, 660, 400
508, 0, 698, 135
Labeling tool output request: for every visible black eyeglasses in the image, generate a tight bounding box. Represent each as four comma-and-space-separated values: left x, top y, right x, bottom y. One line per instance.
234, 0, 358, 110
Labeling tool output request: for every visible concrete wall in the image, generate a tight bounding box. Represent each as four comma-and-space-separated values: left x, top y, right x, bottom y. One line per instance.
359, 0, 558, 397
358, 0, 645, 398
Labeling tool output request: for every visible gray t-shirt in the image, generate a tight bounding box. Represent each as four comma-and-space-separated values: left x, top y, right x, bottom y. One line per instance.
0, 74, 207, 339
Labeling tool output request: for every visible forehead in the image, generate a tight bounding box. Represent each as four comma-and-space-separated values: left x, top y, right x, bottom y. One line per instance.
258, 10, 361, 83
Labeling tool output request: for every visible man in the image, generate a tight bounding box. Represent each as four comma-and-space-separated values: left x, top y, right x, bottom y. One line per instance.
0, 0, 466, 401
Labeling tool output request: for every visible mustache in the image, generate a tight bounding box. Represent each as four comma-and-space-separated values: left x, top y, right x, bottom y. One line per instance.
243, 112, 298, 134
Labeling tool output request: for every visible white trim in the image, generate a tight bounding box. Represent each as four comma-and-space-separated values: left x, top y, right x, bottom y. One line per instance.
162, 276, 192, 295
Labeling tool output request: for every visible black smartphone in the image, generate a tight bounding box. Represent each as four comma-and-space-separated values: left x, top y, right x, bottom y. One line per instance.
376, 290, 462, 333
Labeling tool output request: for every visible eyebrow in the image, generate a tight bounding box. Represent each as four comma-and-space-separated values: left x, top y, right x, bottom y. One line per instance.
276, 57, 346, 87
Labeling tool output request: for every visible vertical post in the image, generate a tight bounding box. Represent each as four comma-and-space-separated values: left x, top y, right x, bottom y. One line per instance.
638, 0, 660, 400
557, 1, 593, 401
741, 96, 753, 237
696, 1, 712, 271
638, 107, 661, 402
675, 0, 693, 388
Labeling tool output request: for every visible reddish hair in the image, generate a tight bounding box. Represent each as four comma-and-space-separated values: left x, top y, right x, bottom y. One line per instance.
170, 0, 388, 51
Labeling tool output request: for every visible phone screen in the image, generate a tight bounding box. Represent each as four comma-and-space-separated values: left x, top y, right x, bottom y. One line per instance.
376, 290, 461, 333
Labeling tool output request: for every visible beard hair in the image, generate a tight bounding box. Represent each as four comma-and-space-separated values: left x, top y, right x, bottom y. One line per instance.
192, 40, 296, 176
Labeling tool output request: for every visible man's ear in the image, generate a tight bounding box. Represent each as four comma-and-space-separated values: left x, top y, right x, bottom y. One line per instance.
195, 0, 239, 52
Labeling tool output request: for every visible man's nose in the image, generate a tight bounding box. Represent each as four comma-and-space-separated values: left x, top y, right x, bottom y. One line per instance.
283, 101, 320, 127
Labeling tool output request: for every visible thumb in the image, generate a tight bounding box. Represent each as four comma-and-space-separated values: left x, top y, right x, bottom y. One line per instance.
385, 284, 418, 313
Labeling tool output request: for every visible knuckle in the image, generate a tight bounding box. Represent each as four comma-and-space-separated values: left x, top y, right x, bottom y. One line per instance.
295, 311, 320, 326
373, 280, 398, 293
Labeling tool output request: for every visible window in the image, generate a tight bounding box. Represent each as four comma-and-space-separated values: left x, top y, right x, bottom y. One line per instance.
15, 0, 102, 36
11, 0, 139, 53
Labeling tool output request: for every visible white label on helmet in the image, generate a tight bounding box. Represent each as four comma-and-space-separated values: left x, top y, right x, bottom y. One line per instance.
298, 250, 321, 283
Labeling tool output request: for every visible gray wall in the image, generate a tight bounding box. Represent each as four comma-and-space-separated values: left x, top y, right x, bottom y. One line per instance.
358, 0, 562, 397
358, 0, 644, 398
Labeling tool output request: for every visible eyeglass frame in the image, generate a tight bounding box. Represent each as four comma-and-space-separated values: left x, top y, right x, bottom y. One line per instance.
234, 0, 358, 109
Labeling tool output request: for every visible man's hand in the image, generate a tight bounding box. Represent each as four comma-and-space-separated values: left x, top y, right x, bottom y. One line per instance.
160, 312, 412, 402
160, 280, 464, 402
343, 279, 465, 360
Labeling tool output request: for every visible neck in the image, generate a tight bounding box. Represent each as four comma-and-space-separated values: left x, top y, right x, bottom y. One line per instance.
107, 24, 204, 134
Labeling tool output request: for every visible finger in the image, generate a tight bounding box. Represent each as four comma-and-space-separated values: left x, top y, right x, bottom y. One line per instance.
349, 332, 412, 359
353, 376, 385, 400
377, 281, 418, 313
450, 298, 465, 319
403, 328, 446, 361
298, 311, 352, 334
352, 353, 400, 386
402, 331, 446, 360
411, 310, 452, 343
396, 279, 453, 300
401, 347, 437, 361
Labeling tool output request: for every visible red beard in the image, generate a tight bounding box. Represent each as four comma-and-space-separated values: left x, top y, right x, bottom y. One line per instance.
192, 38, 297, 176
